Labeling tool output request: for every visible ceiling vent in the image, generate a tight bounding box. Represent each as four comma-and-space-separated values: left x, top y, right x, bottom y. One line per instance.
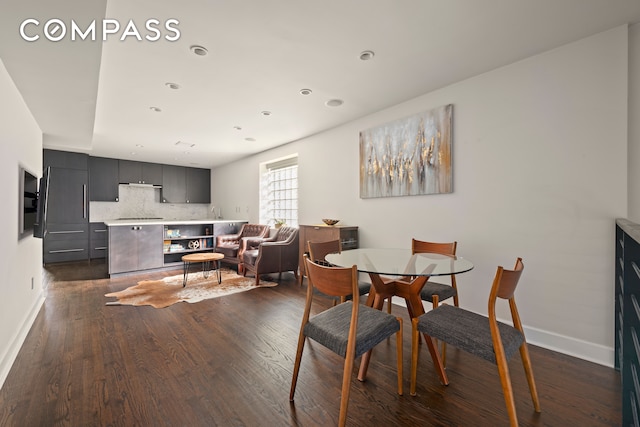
175, 141, 195, 148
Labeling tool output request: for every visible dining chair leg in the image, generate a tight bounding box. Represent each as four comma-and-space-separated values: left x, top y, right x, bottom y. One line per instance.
395, 318, 404, 395
494, 346, 518, 427
519, 343, 541, 412
424, 332, 449, 386
410, 317, 420, 396
289, 336, 307, 401
338, 359, 354, 427
357, 349, 373, 381
339, 335, 358, 427
387, 296, 393, 313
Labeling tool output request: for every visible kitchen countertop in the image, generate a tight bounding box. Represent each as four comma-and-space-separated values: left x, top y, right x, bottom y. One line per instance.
103, 219, 247, 226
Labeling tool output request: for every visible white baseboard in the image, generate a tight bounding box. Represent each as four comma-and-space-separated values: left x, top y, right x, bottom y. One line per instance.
0, 293, 45, 390
523, 324, 614, 368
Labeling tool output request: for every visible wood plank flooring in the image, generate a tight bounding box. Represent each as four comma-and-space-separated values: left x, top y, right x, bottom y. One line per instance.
0, 260, 621, 426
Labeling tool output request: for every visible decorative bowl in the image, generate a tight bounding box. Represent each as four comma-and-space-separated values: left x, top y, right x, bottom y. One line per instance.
322, 219, 340, 226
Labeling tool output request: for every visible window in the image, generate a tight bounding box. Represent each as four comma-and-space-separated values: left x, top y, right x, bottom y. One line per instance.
260, 155, 298, 227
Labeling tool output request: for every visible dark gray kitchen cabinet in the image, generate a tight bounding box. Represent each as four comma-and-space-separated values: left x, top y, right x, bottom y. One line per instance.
90, 222, 108, 259
43, 222, 89, 263
44, 149, 88, 170
108, 224, 163, 274
42, 153, 90, 263
89, 157, 119, 201
162, 165, 210, 203
161, 165, 187, 203
186, 167, 211, 203
46, 167, 89, 223
119, 160, 162, 185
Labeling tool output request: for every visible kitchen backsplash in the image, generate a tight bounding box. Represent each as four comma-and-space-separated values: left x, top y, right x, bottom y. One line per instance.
90, 185, 212, 222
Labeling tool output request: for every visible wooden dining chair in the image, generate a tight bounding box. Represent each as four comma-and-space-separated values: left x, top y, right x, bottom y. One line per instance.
290, 255, 403, 427
412, 239, 459, 308
307, 240, 370, 304
387, 239, 458, 313
409, 258, 541, 427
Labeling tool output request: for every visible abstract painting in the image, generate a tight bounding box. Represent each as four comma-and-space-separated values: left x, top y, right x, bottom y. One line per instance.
359, 104, 453, 198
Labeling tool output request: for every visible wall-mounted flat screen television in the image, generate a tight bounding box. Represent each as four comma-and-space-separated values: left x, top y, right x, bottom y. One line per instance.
33, 166, 50, 239
19, 166, 39, 239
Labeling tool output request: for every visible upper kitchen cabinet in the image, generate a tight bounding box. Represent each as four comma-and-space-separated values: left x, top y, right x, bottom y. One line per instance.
186, 167, 211, 204
161, 165, 211, 203
89, 156, 119, 201
161, 165, 187, 203
119, 160, 162, 185
44, 149, 88, 170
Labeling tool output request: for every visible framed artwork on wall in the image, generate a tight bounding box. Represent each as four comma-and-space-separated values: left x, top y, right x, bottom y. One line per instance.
359, 104, 453, 199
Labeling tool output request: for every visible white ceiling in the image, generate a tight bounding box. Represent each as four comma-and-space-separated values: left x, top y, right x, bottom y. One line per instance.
2, 0, 640, 168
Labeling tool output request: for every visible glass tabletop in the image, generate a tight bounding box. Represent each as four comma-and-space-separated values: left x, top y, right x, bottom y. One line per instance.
325, 248, 474, 277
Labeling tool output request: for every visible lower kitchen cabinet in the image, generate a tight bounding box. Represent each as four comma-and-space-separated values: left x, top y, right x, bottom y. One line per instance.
90, 222, 108, 259
108, 224, 163, 275
43, 223, 89, 263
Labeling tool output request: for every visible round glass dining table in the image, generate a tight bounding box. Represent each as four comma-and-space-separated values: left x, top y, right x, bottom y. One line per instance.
326, 247, 474, 278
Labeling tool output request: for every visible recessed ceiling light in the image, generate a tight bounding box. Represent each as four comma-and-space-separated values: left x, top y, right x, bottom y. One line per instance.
190, 45, 208, 56
325, 99, 344, 107
233, 126, 242, 131
261, 111, 272, 116
359, 50, 375, 61
299, 88, 312, 95
149, 106, 162, 112
135, 144, 144, 148
245, 137, 256, 142
165, 82, 180, 90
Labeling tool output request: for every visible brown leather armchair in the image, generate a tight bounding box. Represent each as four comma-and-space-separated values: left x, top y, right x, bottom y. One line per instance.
215, 223, 270, 271
242, 226, 299, 285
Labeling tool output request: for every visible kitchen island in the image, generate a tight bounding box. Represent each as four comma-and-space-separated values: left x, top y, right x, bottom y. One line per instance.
104, 219, 248, 276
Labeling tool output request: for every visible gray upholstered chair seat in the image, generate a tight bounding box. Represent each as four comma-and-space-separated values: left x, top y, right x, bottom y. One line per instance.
345, 281, 372, 300
419, 281, 458, 304
416, 304, 524, 364
304, 301, 400, 358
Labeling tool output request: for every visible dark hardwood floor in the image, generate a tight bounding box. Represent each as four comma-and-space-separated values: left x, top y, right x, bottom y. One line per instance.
0, 260, 621, 426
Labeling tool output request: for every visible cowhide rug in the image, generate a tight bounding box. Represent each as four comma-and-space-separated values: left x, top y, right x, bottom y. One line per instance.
105, 268, 276, 308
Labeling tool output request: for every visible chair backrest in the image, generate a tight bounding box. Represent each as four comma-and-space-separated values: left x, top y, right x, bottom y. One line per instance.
274, 226, 298, 243
307, 240, 341, 265
303, 255, 358, 300
411, 238, 457, 256
488, 257, 524, 331
240, 223, 270, 239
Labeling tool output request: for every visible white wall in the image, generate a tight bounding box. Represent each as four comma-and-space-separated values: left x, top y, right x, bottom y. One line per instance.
630, 23, 640, 222
212, 26, 630, 366
0, 58, 45, 388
